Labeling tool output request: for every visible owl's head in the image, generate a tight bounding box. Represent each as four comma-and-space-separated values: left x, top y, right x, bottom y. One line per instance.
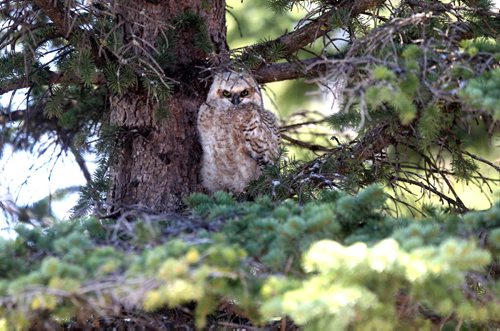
206, 71, 262, 107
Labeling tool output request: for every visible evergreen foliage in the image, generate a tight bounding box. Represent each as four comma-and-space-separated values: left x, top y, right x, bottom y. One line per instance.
289, 5, 499, 211
0, 187, 498, 329
173, 11, 214, 54
72, 125, 120, 217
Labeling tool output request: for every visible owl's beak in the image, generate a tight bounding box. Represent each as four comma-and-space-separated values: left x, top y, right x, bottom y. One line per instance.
231, 94, 241, 105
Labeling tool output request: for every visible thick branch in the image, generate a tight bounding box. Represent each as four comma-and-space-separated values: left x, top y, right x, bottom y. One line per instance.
253, 58, 319, 83
0, 79, 31, 95
406, 0, 452, 13
0, 102, 45, 124
253, 56, 340, 83
253, 49, 347, 83
0, 72, 61, 95
240, 0, 386, 66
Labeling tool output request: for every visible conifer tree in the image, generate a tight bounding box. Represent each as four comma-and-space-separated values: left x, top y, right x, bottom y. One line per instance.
1, 0, 498, 214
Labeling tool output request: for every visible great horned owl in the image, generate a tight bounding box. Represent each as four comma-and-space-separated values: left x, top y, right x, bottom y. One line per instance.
197, 71, 280, 193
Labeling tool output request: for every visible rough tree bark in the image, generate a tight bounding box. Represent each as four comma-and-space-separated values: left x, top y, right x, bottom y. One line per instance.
108, 0, 228, 212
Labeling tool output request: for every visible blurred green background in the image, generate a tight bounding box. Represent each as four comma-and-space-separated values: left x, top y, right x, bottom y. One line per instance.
227, 0, 327, 117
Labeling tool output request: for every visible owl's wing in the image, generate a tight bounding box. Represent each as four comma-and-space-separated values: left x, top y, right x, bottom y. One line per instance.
197, 102, 212, 128
242, 105, 280, 167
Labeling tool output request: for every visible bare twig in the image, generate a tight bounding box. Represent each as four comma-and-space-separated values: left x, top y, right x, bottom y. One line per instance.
280, 119, 329, 132
70, 145, 92, 183
281, 133, 333, 153
392, 176, 468, 212
463, 150, 500, 172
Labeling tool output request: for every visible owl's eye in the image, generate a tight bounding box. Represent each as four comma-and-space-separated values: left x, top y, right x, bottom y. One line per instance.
222, 90, 231, 98
240, 89, 249, 97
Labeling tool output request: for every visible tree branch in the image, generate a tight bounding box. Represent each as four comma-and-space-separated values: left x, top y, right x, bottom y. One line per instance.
0, 23, 62, 50
463, 150, 500, 172
240, 0, 386, 66
0, 109, 26, 124
350, 123, 392, 161
280, 118, 329, 132
392, 176, 468, 212
0, 72, 61, 95
252, 58, 318, 83
32, 0, 115, 65
253, 56, 340, 83
70, 145, 92, 183
281, 134, 333, 153
0, 79, 30, 95
0, 71, 105, 95
0, 102, 46, 124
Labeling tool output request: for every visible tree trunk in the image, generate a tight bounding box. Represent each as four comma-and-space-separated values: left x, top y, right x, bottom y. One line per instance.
108, 0, 227, 212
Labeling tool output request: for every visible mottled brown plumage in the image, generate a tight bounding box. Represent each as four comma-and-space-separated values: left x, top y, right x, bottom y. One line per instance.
197, 71, 280, 193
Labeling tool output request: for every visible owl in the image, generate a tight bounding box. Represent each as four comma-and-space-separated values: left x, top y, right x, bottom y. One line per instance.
197, 71, 280, 193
